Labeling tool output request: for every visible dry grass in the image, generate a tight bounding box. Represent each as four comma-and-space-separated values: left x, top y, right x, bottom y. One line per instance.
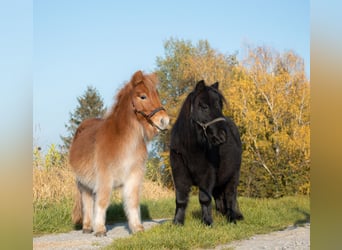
33, 164, 75, 203
33, 161, 174, 204
141, 179, 174, 200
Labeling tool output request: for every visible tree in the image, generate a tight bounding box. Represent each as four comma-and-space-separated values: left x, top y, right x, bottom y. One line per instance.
152, 38, 310, 198
223, 45, 310, 197
60, 86, 106, 151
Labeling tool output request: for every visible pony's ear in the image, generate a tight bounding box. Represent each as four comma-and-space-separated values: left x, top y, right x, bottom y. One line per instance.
132, 70, 144, 86
195, 80, 206, 92
211, 82, 219, 90
148, 73, 159, 85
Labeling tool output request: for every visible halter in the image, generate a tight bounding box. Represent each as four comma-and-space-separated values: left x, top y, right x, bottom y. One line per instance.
132, 102, 167, 132
194, 117, 227, 138
190, 99, 227, 138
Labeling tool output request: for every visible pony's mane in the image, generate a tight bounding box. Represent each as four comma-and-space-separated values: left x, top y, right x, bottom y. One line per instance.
105, 73, 158, 120
111, 82, 134, 117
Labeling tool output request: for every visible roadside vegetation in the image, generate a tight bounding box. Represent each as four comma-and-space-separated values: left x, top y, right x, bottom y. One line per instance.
33, 156, 174, 235
109, 196, 309, 249
33, 153, 309, 249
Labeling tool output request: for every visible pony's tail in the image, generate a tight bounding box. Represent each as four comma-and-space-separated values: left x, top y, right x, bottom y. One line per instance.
72, 182, 83, 225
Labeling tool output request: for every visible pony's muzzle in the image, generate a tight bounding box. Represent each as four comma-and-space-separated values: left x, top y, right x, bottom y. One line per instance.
149, 109, 169, 131
160, 116, 170, 129
155, 112, 170, 131
208, 128, 226, 145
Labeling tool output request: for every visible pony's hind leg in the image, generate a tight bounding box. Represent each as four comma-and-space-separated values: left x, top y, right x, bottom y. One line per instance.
170, 150, 191, 225
122, 168, 144, 233
78, 183, 94, 233
93, 181, 112, 237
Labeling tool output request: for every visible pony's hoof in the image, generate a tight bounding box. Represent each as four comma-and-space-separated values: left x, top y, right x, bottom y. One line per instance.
173, 219, 184, 226
203, 218, 213, 227
82, 228, 92, 234
94, 231, 107, 237
227, 211, 244, 224
132, 224, 144, 234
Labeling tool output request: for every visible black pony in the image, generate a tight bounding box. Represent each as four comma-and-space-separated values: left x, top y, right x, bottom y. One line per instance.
170, 80, 243, 226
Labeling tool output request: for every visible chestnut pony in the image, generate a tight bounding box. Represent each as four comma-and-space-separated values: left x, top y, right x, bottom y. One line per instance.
69, 70, 169, 236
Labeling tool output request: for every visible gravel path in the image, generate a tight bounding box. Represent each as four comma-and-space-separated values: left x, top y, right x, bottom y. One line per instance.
33, 221, 310, 250
212, 223, 310, 250
33, 219, 168, 250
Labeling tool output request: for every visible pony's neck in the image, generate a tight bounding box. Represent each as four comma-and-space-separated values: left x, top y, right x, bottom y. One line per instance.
106, 86, 142, 138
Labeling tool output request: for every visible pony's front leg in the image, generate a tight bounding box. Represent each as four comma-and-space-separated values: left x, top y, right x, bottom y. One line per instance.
224, 178, 244, 223
123, 168, 144, 233
213, 186, 226, 215
93, 181, 112, 237
174, 188, 190, 225
199, 188, 213, 226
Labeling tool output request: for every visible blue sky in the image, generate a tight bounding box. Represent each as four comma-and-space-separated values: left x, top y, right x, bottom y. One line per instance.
33, 0, 310, 151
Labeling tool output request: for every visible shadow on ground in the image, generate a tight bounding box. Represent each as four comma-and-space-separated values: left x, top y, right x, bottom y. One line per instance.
73, 202, 160, 231
294, 208, 310, 226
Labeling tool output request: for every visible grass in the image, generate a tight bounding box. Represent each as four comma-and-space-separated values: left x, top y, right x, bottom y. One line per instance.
33, 165, 174, 235
34, 194, 310, 249
33, 166, 310, 248
33, 196, 175, 235
106, 195, 310, 249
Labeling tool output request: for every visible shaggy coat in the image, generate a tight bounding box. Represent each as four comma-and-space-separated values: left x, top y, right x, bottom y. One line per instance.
69, 70, 169, 236
170, 80, 243, 226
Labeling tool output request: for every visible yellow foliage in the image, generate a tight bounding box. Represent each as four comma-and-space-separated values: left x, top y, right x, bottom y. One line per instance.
155, 39, 310, 197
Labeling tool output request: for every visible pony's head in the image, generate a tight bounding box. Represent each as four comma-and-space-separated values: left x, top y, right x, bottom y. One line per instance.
190, 80, 227, 146
130, 70, 169, 137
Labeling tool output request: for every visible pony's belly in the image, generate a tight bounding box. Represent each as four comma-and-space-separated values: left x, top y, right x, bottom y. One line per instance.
109, 156, 142, 188
76, 174, 96, 190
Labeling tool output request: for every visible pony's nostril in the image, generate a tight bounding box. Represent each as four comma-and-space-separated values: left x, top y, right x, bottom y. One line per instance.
217, 130, 226, 144
210, 130, 226, 145
219, 130, 226, 140
160, 117, 169, 128
161, 117, 170, 127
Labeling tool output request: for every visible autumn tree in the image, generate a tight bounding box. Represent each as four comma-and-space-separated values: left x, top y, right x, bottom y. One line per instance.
225, 46, 310, 197
60, 86, 106, 151
152, 38, 310, 198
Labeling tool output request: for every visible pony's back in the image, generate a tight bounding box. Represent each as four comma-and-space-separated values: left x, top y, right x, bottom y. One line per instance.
69, 118, 102, 173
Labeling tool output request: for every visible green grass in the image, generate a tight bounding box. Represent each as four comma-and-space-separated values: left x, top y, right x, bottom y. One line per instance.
33, 198, 74, 235
34, 195, 310, 249
106, 196, 310, 249
33, 197, 175, 235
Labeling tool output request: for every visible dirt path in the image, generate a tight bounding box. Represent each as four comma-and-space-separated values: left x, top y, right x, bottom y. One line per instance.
210, 223, 310, 250
33, 221, 310, 250
33, 219, 168, 250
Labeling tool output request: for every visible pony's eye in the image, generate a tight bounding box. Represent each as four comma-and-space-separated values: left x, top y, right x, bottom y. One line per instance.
140, 95, 147, 100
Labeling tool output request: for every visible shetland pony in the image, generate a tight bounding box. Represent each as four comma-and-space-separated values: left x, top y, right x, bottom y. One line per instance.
170, 80, 243, 226
69, 70, 169, 236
